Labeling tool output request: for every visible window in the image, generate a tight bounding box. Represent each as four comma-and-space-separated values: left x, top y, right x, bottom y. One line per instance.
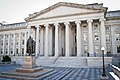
1, 41, 3, 46
16, 41, 18, 45
6, 49, 8, 54
22, 40, 24, 45
106, 27, 110, 31
11, 48, 13, 54
1, 49, 3, 54
117, 45, 120, 53
116, 33, 120, 41
94, 33, 99, 41
83, 33, 88, 41
94, 24, 99, 30
107, 45, 111, 53
84, 45, 88, 53
16, 34, 19, 39
94, 46, 99, 53
16, 48, 18, 54
83, 26, 87, 30
106, 34, 110, 41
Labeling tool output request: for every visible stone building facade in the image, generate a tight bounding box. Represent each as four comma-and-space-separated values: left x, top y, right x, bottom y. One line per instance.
0, 2, 120, 67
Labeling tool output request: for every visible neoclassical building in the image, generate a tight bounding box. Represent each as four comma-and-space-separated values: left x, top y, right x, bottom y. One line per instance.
0, 2, 120, 67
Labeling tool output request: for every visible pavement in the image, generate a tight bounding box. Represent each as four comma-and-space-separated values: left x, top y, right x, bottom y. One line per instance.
0, 65, 114, 80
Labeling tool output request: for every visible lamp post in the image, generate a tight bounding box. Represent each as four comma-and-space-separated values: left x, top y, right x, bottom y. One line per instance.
101, 47, 106, 77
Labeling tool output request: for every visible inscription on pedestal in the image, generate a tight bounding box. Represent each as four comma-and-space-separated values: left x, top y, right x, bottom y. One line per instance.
23, 56, 36, 68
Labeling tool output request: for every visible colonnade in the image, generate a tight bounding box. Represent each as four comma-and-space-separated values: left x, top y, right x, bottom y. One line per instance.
28, 18, 106, 57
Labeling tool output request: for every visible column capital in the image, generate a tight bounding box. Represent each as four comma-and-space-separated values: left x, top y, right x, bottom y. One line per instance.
40, 26, 44, 29
35, 25, 40, 28
99, 18, 106, 22
54, 23, 59, 26
44, 24, 49, 27
64, 21, 70, 25
75, 20, 81, 24
87, 19, 93, 23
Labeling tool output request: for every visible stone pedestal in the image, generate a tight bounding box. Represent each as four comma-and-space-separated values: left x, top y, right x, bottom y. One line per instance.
100, 76, 108, 80
22, 56, 36, 68
0, 56, 53, 79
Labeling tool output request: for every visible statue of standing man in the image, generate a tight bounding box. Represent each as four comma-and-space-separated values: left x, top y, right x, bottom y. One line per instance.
26, 36, 36, 56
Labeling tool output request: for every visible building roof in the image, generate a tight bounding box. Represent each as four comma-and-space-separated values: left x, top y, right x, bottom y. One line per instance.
25, 2, 107, 21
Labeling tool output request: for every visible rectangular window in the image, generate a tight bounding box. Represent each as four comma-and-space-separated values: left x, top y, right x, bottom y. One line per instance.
1, 40, 3, 46
117, 45, 120, 53
106, 34, 110, 41
107, 45, 111, 52
16, 48, 18, 54
75, 36, 76, 42
116, 33, 120, 41
94, 33, 99, 41
16, 41, 19, 45
22, 40, 24, 45
83, 33, 88, 41
84, 45, 88, 53
94, 24, 99, 30
10, 48, 13, 54
1, 49, 3, 54
6, 49, 8, 54
106, 27, 110, 31
94, 45, 99, 53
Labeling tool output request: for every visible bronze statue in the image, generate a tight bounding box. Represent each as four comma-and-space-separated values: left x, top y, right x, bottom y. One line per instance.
26, 36, 36, 56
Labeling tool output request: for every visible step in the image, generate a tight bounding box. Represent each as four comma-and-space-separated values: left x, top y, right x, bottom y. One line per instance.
1, 68, 53, 78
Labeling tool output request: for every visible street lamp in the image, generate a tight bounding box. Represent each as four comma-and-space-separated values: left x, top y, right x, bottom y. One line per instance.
101, 47, 106, 77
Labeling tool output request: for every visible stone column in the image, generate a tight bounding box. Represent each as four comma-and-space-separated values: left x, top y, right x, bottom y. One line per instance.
3, 34, 5, 55
40, 27, 44, 56
13, 33, 16, 56
35, 25, 40, 57
8, 34, 10, 55
28, 26, 31, 37
65, 22, 70, 57
76, 20, 82, 57
49, 26, 53, 56
24, 32, 27, 56
18, 33, 21, 56
45, 24, 49, 57
59, 26, 62, 56
55, 23, 59, 57
87, 19, 94, 56
100, 18, 106, 53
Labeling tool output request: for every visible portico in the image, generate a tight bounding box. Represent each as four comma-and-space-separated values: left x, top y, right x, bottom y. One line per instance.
28, 19, 106, 58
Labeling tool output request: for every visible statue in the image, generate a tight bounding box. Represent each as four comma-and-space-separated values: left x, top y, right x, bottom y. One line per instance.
26, 36, 36, 56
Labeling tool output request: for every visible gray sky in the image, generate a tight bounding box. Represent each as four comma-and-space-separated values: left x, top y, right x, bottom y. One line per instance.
0, 0, 120, 24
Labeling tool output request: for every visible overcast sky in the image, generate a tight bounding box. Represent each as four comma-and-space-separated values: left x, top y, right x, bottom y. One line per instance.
0, 0, 120, 24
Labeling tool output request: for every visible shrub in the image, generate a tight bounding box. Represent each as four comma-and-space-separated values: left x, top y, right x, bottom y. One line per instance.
2, 55, 11, 62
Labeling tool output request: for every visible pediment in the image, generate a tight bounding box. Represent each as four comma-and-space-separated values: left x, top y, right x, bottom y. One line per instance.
25, 2, 107, 21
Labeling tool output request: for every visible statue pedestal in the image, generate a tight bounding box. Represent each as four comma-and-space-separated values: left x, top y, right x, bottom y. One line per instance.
22, 56, 36, 68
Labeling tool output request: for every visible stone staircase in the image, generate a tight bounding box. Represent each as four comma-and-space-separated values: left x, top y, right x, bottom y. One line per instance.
36, 57, 87, 67
52, 57, 87, 67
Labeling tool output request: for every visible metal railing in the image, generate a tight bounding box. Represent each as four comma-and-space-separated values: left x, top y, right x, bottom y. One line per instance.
109, 64, 120, 78
53, 55, 60, 64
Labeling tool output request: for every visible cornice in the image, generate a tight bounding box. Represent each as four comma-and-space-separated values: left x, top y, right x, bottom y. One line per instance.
28, 11, 103, 22
0, 26, 27, 32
